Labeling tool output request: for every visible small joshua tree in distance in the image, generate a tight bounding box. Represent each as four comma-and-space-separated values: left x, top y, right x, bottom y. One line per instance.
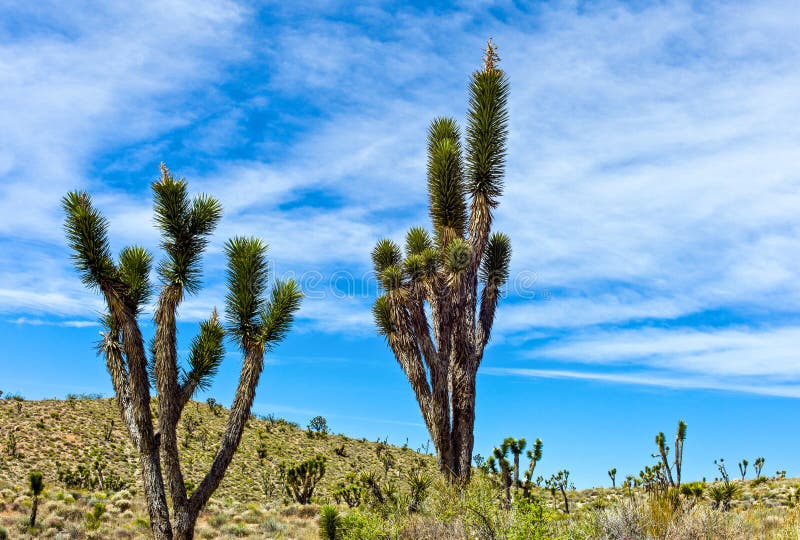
754, 457, 765, 478
521, 438, 543, 499
674, 420, 686, 488
28, 471, 44, 528
608, 468, 617, 488
505, 437, 526, 491
308, 416, 329, 437
738, 459, 748, 481
546, 470, 573, 514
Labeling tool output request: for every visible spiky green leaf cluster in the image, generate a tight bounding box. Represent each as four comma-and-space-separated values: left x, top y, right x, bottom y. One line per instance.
224, 237, 302, 350
465, 67, 509, 206
259, 279, 303, 351
380, 265, 404, 290
479, 232, 511, 287
373, 295, 394, 337
527, 438, 543, 463
118, 246, 153, 314
62, 191, 117, 289
444, 238, 471, 274
29, 471, 44, 496
677, 420, 687, 441
225, 237, 270, 345
153, 164, 222, 293
371, 239, 402, 274
184, 313, 225, 392
405, 227, 433, 257
427, 117, 467, 245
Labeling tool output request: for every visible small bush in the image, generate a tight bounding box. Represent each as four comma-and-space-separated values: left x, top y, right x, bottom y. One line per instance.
85, 502, 106, 530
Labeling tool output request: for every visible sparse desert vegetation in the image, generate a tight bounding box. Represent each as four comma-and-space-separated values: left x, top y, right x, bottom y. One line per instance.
1, 397, 799, 538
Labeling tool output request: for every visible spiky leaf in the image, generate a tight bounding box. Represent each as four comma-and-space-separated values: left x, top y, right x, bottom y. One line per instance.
405, 227, 433, 257
259, 279, 303, 350
373, 295, 394, 336
444, 238, 471, 274
427, 118, 466, 244
372, 239, 402, 275
184, 311, 225, 392
465, 62, 509, 206
153, 164, 221, 293
380, 265, 403, 291
225, 237, 269, 345
62, 191, 117, 288
29, 471, 44, 496
118, 246, 153, 314
479, 232, 511, 287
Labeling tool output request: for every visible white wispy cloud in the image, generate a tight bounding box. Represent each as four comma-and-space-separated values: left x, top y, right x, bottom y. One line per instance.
2, 0, 799, 389
527, 325, 800, 379
482, 367, 800, 399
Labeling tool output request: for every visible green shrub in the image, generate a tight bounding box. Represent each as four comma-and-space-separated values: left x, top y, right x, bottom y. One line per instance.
339, 510, 387, 540
85, 502, 106, 530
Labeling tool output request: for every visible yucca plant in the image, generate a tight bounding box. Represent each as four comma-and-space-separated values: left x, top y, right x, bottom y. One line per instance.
406, 470, 433, 513
28, 471, 44, 528
318, 505, 340, 540
63, 164, 302, 539
371, 39, 511, 483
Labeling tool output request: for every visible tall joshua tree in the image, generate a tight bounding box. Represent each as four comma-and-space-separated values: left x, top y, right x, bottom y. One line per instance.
371, 40, 510, 483
63, 165, 302, 539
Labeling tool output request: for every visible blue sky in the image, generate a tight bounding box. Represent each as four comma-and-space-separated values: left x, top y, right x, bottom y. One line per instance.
1, 0, 799, 488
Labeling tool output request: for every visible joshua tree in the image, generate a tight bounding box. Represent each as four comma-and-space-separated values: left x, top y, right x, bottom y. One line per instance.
491, 441, 514, 507
281, 455, 327, 504
521, 438, 543, 498
738, 459, 748, 481
653, 420, 686, 488
608, 468, 617, 488
371, 39, 510, 483
754, 457, 765, 478
28, 471, 44, 528
205, 398, 217, 413
505, 437, 526, 491
63, 165, 302, 539
674, 420, 686, 487
654, 432, 676, 487
715, 458, 731, 483
546, 470, 573, 514
308, 416, 329, 437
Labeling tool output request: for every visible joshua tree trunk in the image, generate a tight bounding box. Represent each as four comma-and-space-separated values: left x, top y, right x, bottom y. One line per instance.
560, 485, 570, 514
29, 496, 38, 528
372, 40, 510, 484
63, 166, 302, 539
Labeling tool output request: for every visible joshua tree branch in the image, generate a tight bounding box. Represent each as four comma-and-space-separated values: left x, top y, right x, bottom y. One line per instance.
475, 282, 499, 364
153, 284, 189, 513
